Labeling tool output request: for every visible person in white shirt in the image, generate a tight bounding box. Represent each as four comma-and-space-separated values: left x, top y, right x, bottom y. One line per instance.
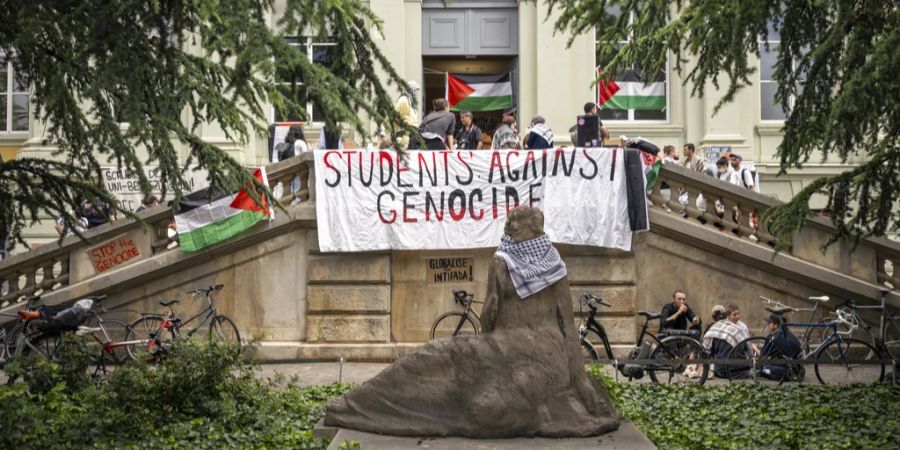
729, 153, 755, 191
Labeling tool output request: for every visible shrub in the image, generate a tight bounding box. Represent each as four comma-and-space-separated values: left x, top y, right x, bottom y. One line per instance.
0, 338, 352, 449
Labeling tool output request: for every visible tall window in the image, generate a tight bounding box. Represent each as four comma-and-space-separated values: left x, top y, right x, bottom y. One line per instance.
274, 37, 336, 123
759, 19, 801, 121
0, 56, 29, 132
595, 8, 668, 122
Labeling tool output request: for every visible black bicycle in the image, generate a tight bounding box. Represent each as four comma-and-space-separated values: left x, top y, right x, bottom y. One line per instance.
430, 290, 481, 340
125, 284, 240, 361
579, 293, 709, 385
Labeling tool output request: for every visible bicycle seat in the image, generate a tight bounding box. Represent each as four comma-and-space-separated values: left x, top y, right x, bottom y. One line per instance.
159, 299, 180, 307
638, 311, 662, 320
766, 306, 796, 315
809, 295, 830, 303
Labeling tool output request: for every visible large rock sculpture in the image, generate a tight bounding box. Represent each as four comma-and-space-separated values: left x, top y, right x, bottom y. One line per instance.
324, 207, 620, 438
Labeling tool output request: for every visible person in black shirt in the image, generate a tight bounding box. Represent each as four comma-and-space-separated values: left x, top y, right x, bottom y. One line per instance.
79, 197, 112, 229
660, 289, 701, 333
456, 111, 482, 150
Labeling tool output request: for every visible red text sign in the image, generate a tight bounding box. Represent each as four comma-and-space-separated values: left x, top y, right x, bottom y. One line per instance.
87, 237, 141, 273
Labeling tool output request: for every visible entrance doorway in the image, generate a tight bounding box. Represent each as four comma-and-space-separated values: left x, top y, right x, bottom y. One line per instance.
423, 56, 517, 148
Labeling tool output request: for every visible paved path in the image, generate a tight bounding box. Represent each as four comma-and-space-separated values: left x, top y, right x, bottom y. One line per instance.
257, 362, 895, 387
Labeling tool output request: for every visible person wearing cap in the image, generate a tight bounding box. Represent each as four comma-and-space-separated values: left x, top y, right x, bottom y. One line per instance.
728, 153, 755, 191
703, 304, 728, 335
759, 314, 804, 381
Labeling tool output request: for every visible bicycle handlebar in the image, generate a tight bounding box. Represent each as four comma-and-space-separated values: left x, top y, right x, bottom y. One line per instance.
185, 284, 225, 295
581, 293, 610, 309
453, 290, 473, 305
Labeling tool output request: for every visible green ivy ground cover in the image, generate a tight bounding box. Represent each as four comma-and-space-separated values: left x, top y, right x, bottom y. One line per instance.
0, 338, 353, 449
1, 342, 895, 449
587, 365, 900, 450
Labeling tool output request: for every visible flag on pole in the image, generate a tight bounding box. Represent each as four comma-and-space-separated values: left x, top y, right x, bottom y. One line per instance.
174, 168, 272, 252
446, 73, 514, 111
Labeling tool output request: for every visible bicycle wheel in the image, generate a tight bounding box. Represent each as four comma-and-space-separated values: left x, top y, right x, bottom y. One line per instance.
647, 336, 709, 385
814, 338, 884, 385
4, 323, 25, 361
125, 315, 174, 361
581, 339, 600, 363
882, 320, 900, 361
805, 318, 874, 358
209, 315, 241, 355
84, 319, 131, 375
430, 312, 478, 340
725, 337, 780, 383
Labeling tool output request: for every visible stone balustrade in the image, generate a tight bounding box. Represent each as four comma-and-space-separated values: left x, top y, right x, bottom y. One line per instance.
649, 162, 899, 292
0, 154, 316, 312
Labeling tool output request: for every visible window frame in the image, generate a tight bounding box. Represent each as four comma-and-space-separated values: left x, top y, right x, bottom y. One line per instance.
758, 24, 798, 122
272, 37, 337, 125
594, 11, 670, 124
0, 57, 30, 134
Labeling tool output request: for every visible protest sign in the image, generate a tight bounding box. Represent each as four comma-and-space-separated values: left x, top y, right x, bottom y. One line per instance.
315, 149, 647, 252
101, 166, 208, 211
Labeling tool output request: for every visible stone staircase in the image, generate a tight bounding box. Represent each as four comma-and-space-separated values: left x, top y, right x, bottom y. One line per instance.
1, 153, 897, 361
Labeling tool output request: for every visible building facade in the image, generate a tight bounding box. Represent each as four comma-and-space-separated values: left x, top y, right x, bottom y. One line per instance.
9, 0, 865, 248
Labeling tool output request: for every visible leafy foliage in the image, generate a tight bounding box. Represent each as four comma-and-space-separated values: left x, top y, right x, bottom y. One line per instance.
0, 0, 414, 249
0, 339, 353, 449
547, 0, 900, 247
587, 364, 900, 449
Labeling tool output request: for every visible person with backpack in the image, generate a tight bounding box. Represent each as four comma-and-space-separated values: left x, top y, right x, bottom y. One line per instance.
274, 124, 308, 162
729, 153, 756, 191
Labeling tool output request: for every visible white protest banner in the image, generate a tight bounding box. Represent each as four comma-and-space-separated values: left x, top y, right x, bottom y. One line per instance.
101, 166, 208, 211
315, 149, 647, 252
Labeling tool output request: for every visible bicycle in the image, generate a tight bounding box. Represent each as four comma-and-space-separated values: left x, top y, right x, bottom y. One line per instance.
829, 290, 900, 363
757, 295, 858, 352
727, 308, 885, 385
125, 284, 240, 361
578, 293, 709, 385
4, 295, 114, 379
430, 290, 481, 340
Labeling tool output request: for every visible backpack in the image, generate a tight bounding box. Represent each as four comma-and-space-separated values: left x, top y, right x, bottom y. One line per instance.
740, 168, 758, 191
276, 141, 295, 161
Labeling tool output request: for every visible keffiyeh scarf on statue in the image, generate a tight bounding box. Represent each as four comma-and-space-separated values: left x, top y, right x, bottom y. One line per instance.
495, 234, 567, 299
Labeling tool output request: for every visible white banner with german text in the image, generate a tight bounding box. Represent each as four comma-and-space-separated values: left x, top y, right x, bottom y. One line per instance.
315, 149, 647, 252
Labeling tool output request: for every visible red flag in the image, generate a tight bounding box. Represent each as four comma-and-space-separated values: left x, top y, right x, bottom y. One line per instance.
230, 167, 271, 217
596, 66, 620, 106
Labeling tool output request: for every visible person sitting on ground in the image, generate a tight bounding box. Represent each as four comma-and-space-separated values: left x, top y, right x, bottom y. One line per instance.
703, 304, 728, 335
659, 289, 701, 335
413, 98, 456, 150
702, 304, 752, 378
456, 111, 483, 150
491, 115, 520, 150
759, 314, 804, 381
524, 115, 554, 149
136, 195, 159, 213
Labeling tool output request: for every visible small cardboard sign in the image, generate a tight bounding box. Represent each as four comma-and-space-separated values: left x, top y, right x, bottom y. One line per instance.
426, 257, 474, 284
87, 236, 141, 274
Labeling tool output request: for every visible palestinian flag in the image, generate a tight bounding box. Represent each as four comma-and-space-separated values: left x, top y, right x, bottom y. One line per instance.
596, 66, 620, 107
174, 168, 272, 252
446, 73, 513, 111
602, 70, 665, 111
